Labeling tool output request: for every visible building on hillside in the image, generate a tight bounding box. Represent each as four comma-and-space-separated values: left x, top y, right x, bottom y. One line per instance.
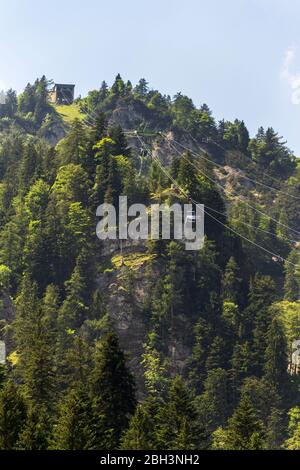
48, 83, 75, 105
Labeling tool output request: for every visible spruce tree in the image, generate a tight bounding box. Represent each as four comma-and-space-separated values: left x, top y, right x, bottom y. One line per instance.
18, 405, 49, 450
155, 375, 203, 450
108, 126, 131, 157
284, 250, 300, 301
263, 317, 289, 395
196, 368, 230, 433
14, 276, 56, 410
284, 407, 300, 450
221, 257, 242, 304
54, 387, 95, 450
224, 395, 265, 450
90, 331, 136, 449
244, 274, 277, 374
0, 381, 27, 450
120, 403, 155, 450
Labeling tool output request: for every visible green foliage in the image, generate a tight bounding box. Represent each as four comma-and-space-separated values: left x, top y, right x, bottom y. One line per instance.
120, 402, 156, 450
18, 405, 50, 450
284, 407, 300, 450
155, 376, 204, 450
249, 127, 296, 176
0, 75, 298, 450
90, 331, 136, 448
212, 395, 265, 450
222, 257, 242, 304
53, 387, 95, 450
0, 381, 27, 449
284, 250, 300, 301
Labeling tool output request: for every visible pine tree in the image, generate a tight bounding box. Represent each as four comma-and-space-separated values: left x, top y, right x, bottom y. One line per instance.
263, 317, 289, 394
284, 407, 300, 450
18, 140, 40, 193
54, 387, 95, 450
221, 257, 242, 304
224, 395, 265, 450
59, 119, 88, 165
99, 81, 108, 101
205, 336, 227, 371
111, 74, 125, 97
236, 120, 249, 151
230, 342, 252, 398
134, 78, 149, 98
18, 405, 49, 450
243, 274, 276, 374
120, 403, 155, 450
155, 376, 203, 450
85, 113, 107, 177
265, 407, 285, 450
90, 331, 136, 448
0, 381, 27, 449
108, 126, 131, 157
189, 317, 212, 392
284, 250, 300, 301
14, 276, 56, 410
57, 248, 95, 352
177, 151, 201, 199
196, 368, 230, 433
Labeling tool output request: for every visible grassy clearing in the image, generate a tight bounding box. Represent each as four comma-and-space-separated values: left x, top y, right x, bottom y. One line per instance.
112, 252, 156, 270
54, 103, 85, 123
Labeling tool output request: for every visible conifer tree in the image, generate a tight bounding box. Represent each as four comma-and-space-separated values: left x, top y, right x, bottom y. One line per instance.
223, 395, 265, 450
243, 274, 277, 374
134, 78, 149, 98
196, 368, 230, 433
90, 331, 136, 449
205, 336, 227, 371
54, 387, 95, 450
155, 376, 203, 450
59, 119, 88, 165
284, 250, 300, 301
263, 317, 289, 395
177, 151, 201, 199
189, 317, 212, 392
230, 342, 252, 397
0, 381, 27, 450
120, 403, 155, 450
265, 407, 285, 450
221, 257, 242, 304
111, 74, 125, 97
109, 126, 131, 157
284, 407, 300, 450
18, 405, 49, 450
57, 248, 95, 344
85, 113, 108, 177
14, 276, 56, 410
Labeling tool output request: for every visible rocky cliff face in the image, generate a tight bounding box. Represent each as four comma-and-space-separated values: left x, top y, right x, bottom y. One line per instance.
96, 238, 194, 396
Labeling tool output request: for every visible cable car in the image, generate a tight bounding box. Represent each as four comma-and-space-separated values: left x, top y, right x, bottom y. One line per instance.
185, 210, 197, 224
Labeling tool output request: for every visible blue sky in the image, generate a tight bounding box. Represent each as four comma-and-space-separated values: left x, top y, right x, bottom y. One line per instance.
1, 0, 300, 153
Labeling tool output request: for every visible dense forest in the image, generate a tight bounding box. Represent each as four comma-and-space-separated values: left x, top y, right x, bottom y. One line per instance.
0, 74, 300, 450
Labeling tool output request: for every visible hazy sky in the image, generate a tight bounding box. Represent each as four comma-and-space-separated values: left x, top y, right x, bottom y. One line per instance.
1, 0, 300, 153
